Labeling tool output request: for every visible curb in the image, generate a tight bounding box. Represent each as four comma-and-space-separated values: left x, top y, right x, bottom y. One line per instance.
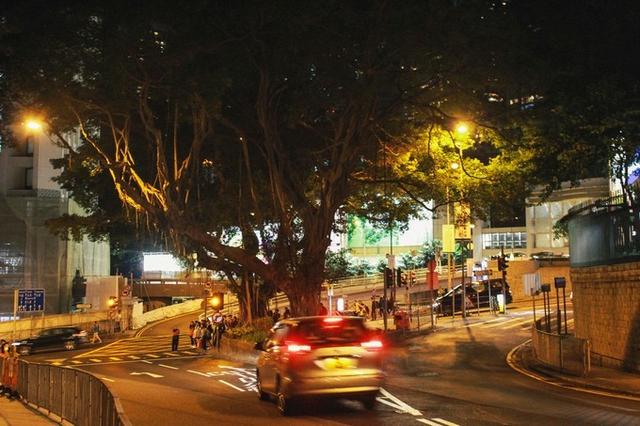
506, 340, 640, 402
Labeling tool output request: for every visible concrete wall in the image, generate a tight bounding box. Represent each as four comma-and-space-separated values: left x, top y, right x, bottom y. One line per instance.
131, 298, 203, 329
571, 262, 640, 372
501, 260, 572, 302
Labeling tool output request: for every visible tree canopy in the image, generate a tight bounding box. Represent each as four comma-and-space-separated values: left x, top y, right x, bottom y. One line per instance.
1, 1, 637, 314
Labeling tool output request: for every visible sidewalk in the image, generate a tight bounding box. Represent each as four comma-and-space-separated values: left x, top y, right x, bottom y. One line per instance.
0, 396, 55, 426
510, 340, 640, 401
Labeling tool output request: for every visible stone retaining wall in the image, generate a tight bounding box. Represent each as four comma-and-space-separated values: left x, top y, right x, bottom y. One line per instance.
571, 262, 640, 372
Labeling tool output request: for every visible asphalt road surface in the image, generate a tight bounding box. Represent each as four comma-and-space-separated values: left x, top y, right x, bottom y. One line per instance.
29, 306, 640, 425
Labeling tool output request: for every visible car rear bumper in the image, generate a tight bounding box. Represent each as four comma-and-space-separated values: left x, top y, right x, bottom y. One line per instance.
284, 373, 384, 397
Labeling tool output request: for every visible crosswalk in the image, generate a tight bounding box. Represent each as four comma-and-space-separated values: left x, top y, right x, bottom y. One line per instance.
44, 334, 202, 366
451, 314, 574, 332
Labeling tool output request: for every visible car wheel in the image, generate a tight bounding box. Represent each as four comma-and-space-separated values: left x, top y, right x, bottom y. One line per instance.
19, 346, 30, 356
276, 392, 294, 416
362, 393, 378, 410
64, 340, 76, 351
256, 370, 269, 401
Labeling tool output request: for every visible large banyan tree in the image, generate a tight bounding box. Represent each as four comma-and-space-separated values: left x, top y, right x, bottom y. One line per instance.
1, 1, 541, 315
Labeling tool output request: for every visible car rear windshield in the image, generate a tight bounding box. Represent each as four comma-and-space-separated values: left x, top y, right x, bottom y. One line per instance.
292, 318, 367, 346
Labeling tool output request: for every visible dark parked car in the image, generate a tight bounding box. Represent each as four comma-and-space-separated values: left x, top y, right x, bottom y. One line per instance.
14, 326, 88, 355
433, 279, 512, 316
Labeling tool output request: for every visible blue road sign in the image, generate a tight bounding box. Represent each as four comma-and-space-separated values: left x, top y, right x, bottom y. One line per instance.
17, 289, 45, 312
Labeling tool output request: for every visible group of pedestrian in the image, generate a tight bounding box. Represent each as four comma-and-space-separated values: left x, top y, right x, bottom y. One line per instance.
187, 311, 233, 353
266, 307, 291, 323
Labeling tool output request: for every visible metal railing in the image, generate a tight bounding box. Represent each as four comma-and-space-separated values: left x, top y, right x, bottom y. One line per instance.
532, 319, 590, 376
567, 203, 640, 266
17, 361, 132, 426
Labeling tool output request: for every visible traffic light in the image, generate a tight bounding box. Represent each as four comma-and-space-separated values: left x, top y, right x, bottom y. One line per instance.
210, 292, 224, 310
107, 296, 118, 309
498, 256, 509, 272
409, 270, 416, 286
384, 268, 394, 288
396, 268, 403, 287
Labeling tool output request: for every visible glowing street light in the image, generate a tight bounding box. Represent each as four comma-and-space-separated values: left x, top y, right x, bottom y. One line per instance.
24, 118, 44, 132
450, 161, 460, 170
455, 122, 469, 135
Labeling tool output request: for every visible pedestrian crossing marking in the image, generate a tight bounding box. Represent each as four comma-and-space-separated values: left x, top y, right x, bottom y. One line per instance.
162, 352, 180, 357
482, 317, 523, 328
146, 354, 160, 358
417, 419, 460, 426
109, 357, 122, 361
500, 319, 532, 330
464, 318, 503, 328
90, 359, 102, 363
127, 355, 140, 359
71, 360, 83, 364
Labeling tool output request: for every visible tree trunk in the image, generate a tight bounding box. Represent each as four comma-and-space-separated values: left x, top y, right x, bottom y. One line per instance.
285, 280, 322, 316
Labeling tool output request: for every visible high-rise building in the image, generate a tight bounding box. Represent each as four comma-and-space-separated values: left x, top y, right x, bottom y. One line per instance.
0, 123, 110, 317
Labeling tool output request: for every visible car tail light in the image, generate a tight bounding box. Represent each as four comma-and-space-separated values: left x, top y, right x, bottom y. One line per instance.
286, 342, 311, 353
361, 339, 383, 350
323, 317, 343, 324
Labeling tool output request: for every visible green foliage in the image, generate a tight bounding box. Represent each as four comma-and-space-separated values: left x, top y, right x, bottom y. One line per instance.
324, 249, 375, 282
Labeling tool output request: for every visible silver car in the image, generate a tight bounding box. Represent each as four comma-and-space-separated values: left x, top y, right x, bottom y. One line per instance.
255, 316, 384, 415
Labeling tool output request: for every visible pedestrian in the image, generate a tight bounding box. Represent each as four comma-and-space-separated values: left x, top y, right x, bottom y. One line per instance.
213, 318, 225, 349
266, 309, 273, 319
202, 325, 211, 352
371, 299, 377, 320
318, 303, 328, 316
171, 328, 180, 351
283, 307, 291, 319
91, 322, 102, 344
272, 308, 281, 323
188, 321, 195, 347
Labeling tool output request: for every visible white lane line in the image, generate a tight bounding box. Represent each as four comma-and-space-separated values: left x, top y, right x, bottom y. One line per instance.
158, 364, 178, 370
431, 418, 459, 426
141, 360, 153, 364
417, 420, 441, 426
130, 372, 163, 378
377, 387, 422, 416
163, 352, 180, 357
187, 369, 210, 377
101, 377, 115, 383
219, 380, 246, 392
71, 360, 83, 364
146, 354, 160, 358
90, 359, 102, 363
109, 357, 122, 361
127, 355, 141, 359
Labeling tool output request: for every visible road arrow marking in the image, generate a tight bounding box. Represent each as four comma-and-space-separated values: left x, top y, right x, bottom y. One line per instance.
218, 380, 245, 392
130, 372, 163, 378
377, 387, 422, 416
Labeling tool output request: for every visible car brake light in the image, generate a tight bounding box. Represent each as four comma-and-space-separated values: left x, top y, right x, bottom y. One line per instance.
323, 317, 343, 323
286, 342, 311, 353
361, 339, 383, 350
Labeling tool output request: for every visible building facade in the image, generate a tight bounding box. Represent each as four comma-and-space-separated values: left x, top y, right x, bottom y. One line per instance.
0, 124, 110, 317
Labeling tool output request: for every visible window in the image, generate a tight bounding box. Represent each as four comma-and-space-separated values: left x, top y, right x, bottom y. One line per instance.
482, 232, 527, 249
25, 136, 34, 155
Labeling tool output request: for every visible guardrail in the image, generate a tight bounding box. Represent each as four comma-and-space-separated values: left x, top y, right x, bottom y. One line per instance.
17, 360, 132, 426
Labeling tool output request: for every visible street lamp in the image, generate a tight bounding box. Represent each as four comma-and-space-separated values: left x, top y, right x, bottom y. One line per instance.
23, 117, 44, 132
455, 122, 469, 136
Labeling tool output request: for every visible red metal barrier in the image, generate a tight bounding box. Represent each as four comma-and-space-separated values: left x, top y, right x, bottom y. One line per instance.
1, 353, 20, 396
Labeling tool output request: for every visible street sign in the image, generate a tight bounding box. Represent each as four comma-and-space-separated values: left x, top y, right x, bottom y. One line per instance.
17, 289, 45, 312
554, 277, 566, 289
76, 303, 92, 309
442, 224, 455, 253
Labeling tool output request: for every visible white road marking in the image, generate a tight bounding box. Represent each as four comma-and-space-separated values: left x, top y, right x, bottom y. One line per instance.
163, 352, 180, 357
101, 377, 115, 383
130, 372, 163, 378
109, 357, 122, 361
417, 419, 441, 426
127, 355, 141, 359
146, 354, 160, 358
71, 360, 83, 364
431, 418, 459, 426
219, 380, 246, 392
464, 318, 503, 328
90, 359, 102, 363
187, 369, 210, 377
377, 387, 422, 416
141, 360, 153, 364
482, 317, 523, 328
158, 364, 178, 370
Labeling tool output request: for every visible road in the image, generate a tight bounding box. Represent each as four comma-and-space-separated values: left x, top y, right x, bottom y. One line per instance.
29, 306, 640, 425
